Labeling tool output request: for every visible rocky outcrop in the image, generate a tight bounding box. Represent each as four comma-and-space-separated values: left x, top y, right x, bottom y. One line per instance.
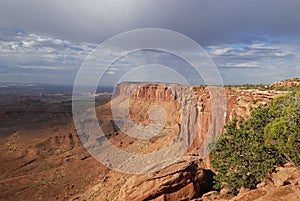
271, 164, 300, 187
114, 83, 226, 156
231, 165, 300, 201
113, 83, 284, 167
195, 164, 300, 201
118, 156, 214, 201
78, 82, 289, 200
270, 77, 300, 89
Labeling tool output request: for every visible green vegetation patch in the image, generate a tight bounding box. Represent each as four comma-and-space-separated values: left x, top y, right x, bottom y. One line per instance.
211, 91, 300, 193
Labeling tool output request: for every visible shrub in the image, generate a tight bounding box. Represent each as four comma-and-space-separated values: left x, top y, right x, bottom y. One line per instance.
211, 118, 279, 192
211, 91, 300, 193
264, 91, 300, 166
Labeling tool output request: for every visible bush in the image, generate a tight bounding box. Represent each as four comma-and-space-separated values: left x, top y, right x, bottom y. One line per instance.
264, 91, 300, 166
211, 118, 279, 192
211, 91, 300, 193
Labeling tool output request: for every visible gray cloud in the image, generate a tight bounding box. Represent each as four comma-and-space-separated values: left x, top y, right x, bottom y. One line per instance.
1, 0, 300, 85
206, 42, 300, 84
208, 43, 296, 68
1, 30, 299, 85
1, 0, 300, 45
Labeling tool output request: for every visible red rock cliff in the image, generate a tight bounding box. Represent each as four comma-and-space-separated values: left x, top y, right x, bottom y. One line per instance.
112, 83, 285, 168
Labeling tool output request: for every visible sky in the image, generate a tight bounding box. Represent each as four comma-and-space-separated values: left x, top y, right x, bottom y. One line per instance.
0, 0, 300, 85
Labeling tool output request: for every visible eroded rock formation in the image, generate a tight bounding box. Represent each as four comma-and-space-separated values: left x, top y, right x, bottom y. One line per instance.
1, 81, 296, 201
103, 83, 287, 200
118, 156, 214, 201
112, 83, 284, 163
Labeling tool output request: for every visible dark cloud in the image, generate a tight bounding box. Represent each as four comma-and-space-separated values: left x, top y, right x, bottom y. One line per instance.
1, 0, 300, 45
1, 0, 300, 85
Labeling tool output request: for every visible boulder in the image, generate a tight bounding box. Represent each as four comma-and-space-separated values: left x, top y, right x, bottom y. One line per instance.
231, 165, 300, 201
118, 157, 214, 201
272, 166, 298, 187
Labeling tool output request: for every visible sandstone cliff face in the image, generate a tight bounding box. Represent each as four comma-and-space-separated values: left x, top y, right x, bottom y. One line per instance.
113, 83, 284, 164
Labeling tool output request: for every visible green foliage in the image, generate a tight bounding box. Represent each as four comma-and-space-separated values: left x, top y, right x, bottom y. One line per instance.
211, 118, 279, 192
211, 91, 300, 193
240, 84, 270, 91
264, 91, 300, 166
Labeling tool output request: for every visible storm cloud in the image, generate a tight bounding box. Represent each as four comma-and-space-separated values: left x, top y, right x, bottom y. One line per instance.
0, 0, 300, 84
1, 0, 300, 45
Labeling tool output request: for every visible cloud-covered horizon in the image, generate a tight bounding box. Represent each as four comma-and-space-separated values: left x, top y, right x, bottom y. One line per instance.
0, 1, 300, 85
1, 29, 299, 85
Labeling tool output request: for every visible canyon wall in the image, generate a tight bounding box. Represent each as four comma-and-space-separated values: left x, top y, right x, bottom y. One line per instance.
113, 83, 285, 165
77, 82, 289, 200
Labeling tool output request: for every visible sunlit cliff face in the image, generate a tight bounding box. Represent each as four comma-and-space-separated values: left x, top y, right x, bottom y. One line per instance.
95, 82, 284, 172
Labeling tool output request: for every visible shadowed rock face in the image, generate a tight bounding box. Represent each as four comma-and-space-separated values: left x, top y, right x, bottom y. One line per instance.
118, 156, 214, 201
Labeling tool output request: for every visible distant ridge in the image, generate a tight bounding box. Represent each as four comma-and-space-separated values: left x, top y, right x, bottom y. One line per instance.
270, 78, 300, 90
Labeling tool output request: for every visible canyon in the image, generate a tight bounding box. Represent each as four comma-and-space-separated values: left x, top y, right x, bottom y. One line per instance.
0, 79, 299, 200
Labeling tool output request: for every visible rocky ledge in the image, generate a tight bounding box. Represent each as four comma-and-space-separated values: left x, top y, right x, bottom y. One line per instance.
118, 156, 214, 201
